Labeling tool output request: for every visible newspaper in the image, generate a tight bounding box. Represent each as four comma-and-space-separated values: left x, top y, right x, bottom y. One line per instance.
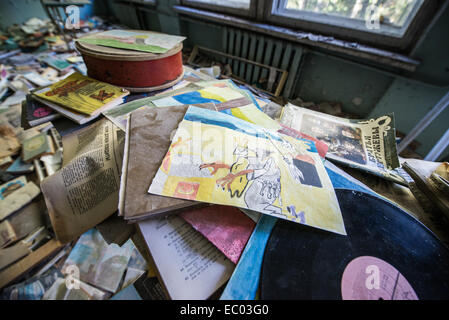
41, 118, 124, 243
280, 103, 405, 185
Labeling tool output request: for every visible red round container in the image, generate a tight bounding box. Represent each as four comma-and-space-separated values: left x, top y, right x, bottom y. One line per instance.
75, 31, 184, 92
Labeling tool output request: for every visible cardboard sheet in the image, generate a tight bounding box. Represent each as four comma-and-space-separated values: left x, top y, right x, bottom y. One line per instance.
121, 104, 215, 222
0, 181, 41, 221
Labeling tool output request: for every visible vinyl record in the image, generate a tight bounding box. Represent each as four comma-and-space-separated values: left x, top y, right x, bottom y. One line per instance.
260, 189, 449, 300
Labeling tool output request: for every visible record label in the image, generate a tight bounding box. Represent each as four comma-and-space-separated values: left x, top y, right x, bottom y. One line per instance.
33, 106, 52, 118
341, 256, 418, 300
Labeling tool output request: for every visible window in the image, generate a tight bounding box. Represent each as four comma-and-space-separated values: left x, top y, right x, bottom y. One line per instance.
274, 0, 424, 37
266, 0, 441, 51
123, 0, 156, 4
180, 0, 443, 52
185, 0, 251, 10
181, 0, 257, 18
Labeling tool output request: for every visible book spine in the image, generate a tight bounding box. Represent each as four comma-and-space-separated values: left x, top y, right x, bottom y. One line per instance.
50, 128, 63, 151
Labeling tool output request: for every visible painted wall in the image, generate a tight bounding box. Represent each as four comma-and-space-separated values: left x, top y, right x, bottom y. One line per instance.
367, 3, 449, 160
0, 0, 47, 29
0, 0, 100, 30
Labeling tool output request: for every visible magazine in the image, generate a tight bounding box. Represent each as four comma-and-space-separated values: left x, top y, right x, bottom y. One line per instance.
279, 103, 406, 185
33, 72, 129, 116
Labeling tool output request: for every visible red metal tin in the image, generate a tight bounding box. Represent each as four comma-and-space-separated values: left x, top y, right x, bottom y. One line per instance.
75, 32, 184, 92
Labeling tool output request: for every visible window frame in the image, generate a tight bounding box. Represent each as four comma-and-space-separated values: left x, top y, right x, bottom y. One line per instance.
180, 0, 258, 19
263, 0, 443, 52
120, 0, 157, 5
113, 0, 157, 7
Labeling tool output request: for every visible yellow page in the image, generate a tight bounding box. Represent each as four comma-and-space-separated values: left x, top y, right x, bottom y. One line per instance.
34, 72, 128, 116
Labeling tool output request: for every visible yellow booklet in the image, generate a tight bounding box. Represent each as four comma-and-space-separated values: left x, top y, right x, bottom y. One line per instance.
33, 72, 129, 116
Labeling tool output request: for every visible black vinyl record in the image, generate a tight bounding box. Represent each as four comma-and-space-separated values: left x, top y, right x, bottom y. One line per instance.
260, 189, 449, 300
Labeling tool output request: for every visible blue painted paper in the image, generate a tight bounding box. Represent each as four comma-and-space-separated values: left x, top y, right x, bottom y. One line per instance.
220, 164, 378, 300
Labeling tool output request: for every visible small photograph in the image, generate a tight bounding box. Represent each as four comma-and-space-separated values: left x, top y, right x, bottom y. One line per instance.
301, 114, 367, 165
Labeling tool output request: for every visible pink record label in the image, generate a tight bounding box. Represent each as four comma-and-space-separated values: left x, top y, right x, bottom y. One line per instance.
341, 256, 418, 300
33, 107, 52, 118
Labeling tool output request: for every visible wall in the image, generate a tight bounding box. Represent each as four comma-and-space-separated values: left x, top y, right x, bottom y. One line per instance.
1, 0, 447, 160
104, 0, 448, 160
367, 3, 449, 159
0, 0, 47, 29
0, 0, 100, 30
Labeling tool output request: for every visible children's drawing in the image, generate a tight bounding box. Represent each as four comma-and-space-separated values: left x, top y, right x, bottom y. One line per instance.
200, 146, 283, 215
148, 106, 346, 235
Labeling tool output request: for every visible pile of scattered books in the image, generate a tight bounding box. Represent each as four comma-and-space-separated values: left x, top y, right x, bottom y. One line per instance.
2, 22, 447, 303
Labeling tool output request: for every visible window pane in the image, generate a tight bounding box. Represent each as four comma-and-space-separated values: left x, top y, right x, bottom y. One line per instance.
188, 0, 251, 10
284, 0, 423, 28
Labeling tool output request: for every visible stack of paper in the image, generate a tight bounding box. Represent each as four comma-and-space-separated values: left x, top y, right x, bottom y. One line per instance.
31, 72, 129, 124
96, 74, 349, 300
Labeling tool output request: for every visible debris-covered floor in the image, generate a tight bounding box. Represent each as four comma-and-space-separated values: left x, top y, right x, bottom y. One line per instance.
0, 16, 163, 300
1, 13, 449, 302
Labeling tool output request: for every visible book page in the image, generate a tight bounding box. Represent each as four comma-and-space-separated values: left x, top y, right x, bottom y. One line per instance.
138, 214, 234, 300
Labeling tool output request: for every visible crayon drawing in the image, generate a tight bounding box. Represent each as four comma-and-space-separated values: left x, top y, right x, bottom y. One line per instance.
148, 107, 346, 235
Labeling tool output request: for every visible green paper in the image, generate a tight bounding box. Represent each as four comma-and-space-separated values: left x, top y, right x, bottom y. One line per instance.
77, 38, 167, 53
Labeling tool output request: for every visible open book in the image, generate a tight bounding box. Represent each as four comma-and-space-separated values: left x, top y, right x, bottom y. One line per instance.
138, 214, 234, 300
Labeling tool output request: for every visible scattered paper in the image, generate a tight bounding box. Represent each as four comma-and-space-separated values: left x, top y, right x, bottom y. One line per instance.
280, 103, 404, 184
41, 119, 124, 242
148, 106, 346, 235
77, 30, 186, 54
0, 181, 41, 221
62, 228, 133, 293
138, 214, 234, 300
